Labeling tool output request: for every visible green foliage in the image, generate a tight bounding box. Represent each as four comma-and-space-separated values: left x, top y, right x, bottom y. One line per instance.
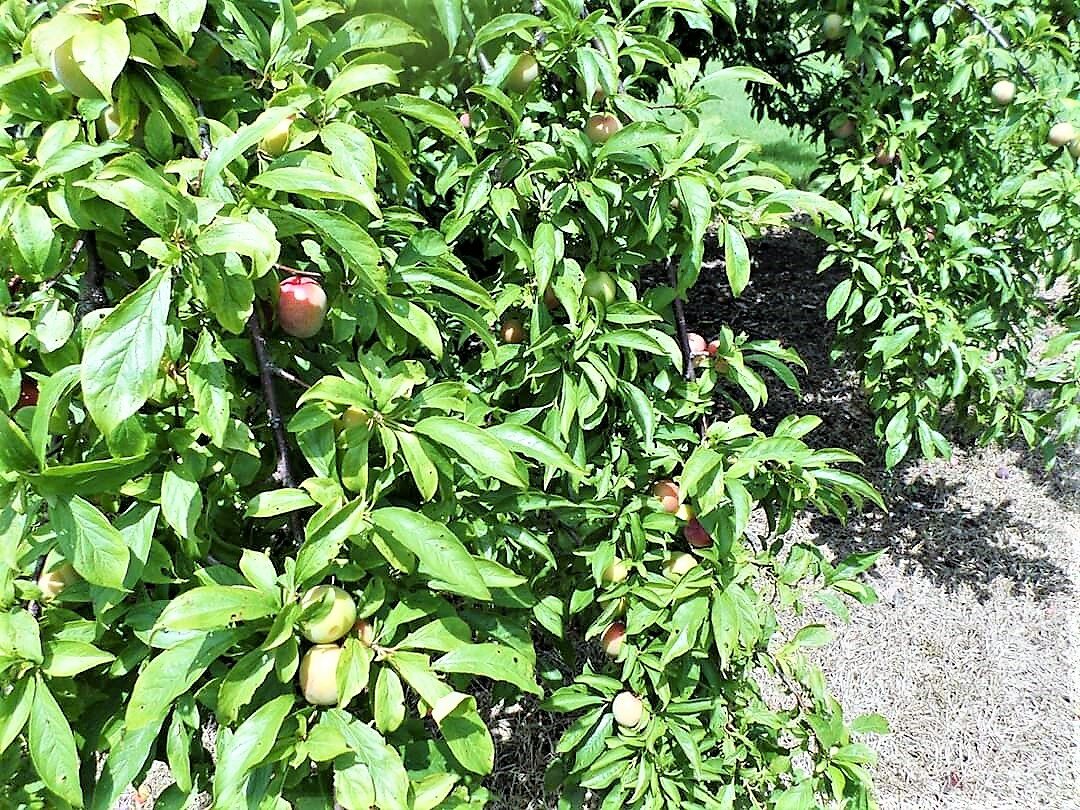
681, 0, 1080, 468
0, 0, 934, 808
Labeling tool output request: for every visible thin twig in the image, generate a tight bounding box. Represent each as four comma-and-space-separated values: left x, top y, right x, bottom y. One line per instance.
269, 364, 310, 389
194, 99, 212, 160
247, 310, 304, 551
76, 232, 108, 321
668, 257, 695, 381
952, 1, 1040, 89
533, 0, 547, 46
276, 263, 323, 280
26, 555, 49, 620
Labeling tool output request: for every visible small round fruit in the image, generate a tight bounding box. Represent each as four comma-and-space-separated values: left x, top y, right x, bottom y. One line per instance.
684, 518, 712, 549
543, 286, 560, 311
822, 13, 845, 40
601, 622, 626, 657
500, 318, 525, 344
583, 271, 617, 305
337, 406, 366, 433
990, 79, 1015, 106
832, 118, 856, 139
37, 561, 79, 600
354, 618, 375, 647
17, 380, 39, 409
874, 146, 895, 167
458, 111, 471, 130
687, 333, 707, 355
278, 276, 328, 338
584, 114, 622, 144
602, 558, 629, 584
506, 53, 539, 93
51, 37, 101, 98
298, 644, 342, 706
98, 105, 122, 139
1048, 122, 1077, 148
674, 503, 696, 522
652, 480, 681, 514
299, 585, 357, 644
1069, 139, 1080, 159
663, 552, 697, 580
260, 115, 294, 157
612, 691, 643, 727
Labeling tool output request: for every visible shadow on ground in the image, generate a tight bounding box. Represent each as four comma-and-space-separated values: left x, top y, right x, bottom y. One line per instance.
692, 229, 1075, 602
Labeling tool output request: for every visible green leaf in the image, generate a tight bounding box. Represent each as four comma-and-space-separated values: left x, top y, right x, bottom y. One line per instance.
337, 637, 373, 708
295, 499, 368, 585
723, 222, 750, 297
81, 269, 171, 435
281, 206, 386, 292
487, 422, 586, 477
594, 329, 667, 355
660, 596, 710, 668
158, 0, 206, 50
245, 488, 316, 518
213, 694, 293, 806
414, 417, 528, 488
89, 717, 166, 810
202, 106, 297, 197
72, 19, 129, 99
433, 643, 541, 696
374, 667, 406, 733
397, 430, 439, 501
433, 0, 463, 53
0, 412, 35, 473
28, 677, 83, 807
430, 693, 495, 775
325, 60, 399, 105
0, 677, 34, 756
30, 365, 80, 466
156, 586, 279, 631
126, 630, 244, 729
51, 496, 129, 589
322, 709, 410, 810
188, 330, 229, 446
379, 95, 473, 158
42, 639, 115, 677
217, 647, 275, 723
370, 507, 492, 601
253, 166, 380, 215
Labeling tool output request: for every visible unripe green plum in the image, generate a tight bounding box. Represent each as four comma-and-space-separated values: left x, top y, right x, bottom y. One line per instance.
278, 276, 328, 338
1049, 121, 1077, 148
1069, 139, 1080, 159
601, 558, 628, 584
822, 13, 845, 40
506, 53, 539, 93
652, 480, 681, 514
990, 79, 1015, 106
298, 644, 342, 705
584, 114, 622, 144
38, 561, 79, 600
260, 115, 294, 157
583, 271, 617, 305
612, 691, 643, 727
51, 36, 101, 98
601, 621, 626, 657
98, 105, 122, 139
663, 552, 697, 580
299, 585, 356, 644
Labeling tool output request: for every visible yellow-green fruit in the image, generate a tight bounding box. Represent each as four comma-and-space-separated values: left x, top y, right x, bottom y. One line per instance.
822, 13, 845, 40
990, 79, 1015, 106
51, 37, 101, 98
260, 116, 294, 157
663, 552, 697, 580
298, 644, 342, 705
37, 561, 79, 600
506, 53, 539, 93
583, 271, 617, 305
601, 558, 628, 584
612, 691, 643, 727
1048, 122, 1076, 148
97, 105, 122, 139
1069, 139, 1080, 159
299, 585, 356, 644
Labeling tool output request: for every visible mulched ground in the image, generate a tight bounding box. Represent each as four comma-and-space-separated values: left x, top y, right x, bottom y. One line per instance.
123, 230, 1079, 809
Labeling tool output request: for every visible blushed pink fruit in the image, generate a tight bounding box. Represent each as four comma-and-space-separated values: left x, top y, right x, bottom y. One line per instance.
601, 622, 626, 657
684, 518, 712, 549
278, 276, 327, 338
652, 480, 681, 513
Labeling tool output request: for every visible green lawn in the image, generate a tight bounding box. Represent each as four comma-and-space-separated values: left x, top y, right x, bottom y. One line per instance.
699, 76, 823, 188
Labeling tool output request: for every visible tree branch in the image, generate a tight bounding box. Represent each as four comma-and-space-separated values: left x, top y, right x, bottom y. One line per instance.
76, 232, 108, 321
247, 310, 304, 552
668, 258, 695, 381
952, 1, 1040, 88
26, 555, 49, 620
